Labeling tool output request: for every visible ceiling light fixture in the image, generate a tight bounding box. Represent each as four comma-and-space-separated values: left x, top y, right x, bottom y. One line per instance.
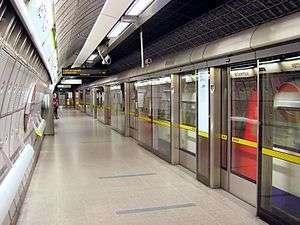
126, 0, 155, 16
107, 22, 130, 38
260, 59, 281, 65
284, 55, 300, 61
87, 54, 98, 61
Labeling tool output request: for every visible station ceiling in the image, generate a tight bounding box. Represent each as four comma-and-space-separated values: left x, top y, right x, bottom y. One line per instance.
54, 0, 300, 84
108, 0, 300, 74
54, 0, 105, 70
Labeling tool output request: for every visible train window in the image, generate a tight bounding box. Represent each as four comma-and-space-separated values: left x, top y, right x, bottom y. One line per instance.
179, 72, 197, 154
259, 57, 300, 225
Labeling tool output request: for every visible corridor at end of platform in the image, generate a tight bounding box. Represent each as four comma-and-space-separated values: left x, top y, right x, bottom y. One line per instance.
16, 110, 266, 225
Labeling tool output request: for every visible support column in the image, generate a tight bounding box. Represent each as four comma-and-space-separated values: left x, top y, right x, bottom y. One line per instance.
171, 74, 180, 165
44, 93, 54, 135
209, 67, 221, 188
104, 86, 110, 125
83, 89, 87, 113
124, 82, 130, 137
92, 88, 97, 119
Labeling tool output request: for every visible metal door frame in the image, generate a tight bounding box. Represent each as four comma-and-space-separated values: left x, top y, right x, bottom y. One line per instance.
222, 63, 258, 207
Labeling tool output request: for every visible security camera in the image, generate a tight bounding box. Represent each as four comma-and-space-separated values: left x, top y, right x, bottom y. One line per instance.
102, 55, 111, 65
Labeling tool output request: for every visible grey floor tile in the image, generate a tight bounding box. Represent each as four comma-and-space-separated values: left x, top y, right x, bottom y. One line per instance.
16, 110, 266, 225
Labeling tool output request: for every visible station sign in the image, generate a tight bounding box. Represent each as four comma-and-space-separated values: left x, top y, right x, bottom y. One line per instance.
62, 68, 106, 76
57, 85, 72, 89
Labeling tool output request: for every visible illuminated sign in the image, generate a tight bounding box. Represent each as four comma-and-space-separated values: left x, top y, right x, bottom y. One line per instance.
62, 68, 106, 76
57, 85, 72, 89
61, 79, 82, 85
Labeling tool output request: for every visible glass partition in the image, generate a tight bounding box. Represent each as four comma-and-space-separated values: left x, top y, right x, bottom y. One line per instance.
96, 87, 105, 123
230, 66, 257, 182
129, 83, 138, 138
259, 57, 300, 225
180, 72, 197, 155
152, 76, 171, 161
110, 84, 125, 134
136, 81, 152, 149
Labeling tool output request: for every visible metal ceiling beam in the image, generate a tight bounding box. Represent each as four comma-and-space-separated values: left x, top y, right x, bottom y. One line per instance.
72, 0, 135, 68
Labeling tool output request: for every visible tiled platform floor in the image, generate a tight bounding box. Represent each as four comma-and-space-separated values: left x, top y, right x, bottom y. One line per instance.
17, 110, 266, 225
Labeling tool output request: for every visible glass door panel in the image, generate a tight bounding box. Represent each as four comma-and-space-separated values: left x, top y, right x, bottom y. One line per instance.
152, 77, 171, 162
229, 64, 258, 206
136, 81, 152, 149
180, 73, 197, 153
110, 84, 125, 134
259, 57, 300, 225
110, 86, 119, 130
231, 68, 257, 182
97, 87, 105, 123
129, 83, 138, 139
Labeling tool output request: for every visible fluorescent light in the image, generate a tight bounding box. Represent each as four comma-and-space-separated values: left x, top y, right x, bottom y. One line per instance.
61, 79, 82, 85
284, 56, 300, 61
107, 22, 130, 38
231, 66, 255, 71
260, 59, 280, 65
126, 0, 155, 16
87, 54, 98, 61
57, 85, 72, 89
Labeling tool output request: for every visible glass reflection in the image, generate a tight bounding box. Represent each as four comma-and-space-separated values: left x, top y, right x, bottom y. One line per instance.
180, 73, 197, 154
230, 66, 257, 182
152, 77, 171, 161
259, 58, 300, 225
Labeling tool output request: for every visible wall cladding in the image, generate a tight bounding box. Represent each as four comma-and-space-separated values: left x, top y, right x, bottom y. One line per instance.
0, 1, 51, 225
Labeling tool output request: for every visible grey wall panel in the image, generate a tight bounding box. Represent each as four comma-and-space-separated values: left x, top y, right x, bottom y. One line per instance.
0, 50, 9, 76
13, 65, 26, 110
9, 112, 20, 158
18, 69, 31, 109
0, 118, 5, 172
9, 64, 23, 112
2, 61, 20, 114
17, 110, 25, 138
0, 51, 15, 114
2, 115, 11, 156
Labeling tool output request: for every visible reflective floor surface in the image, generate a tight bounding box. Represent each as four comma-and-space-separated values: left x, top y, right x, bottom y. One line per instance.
17, 110, 266, 225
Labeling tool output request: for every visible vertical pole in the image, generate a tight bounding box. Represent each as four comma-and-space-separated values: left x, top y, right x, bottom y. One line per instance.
171, 74, 180, 165
124, 83, 130, 137
140, 29, 144, 69
83, 89, 87, 113
92, 88, 97, 119
45, 93, 55, 135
